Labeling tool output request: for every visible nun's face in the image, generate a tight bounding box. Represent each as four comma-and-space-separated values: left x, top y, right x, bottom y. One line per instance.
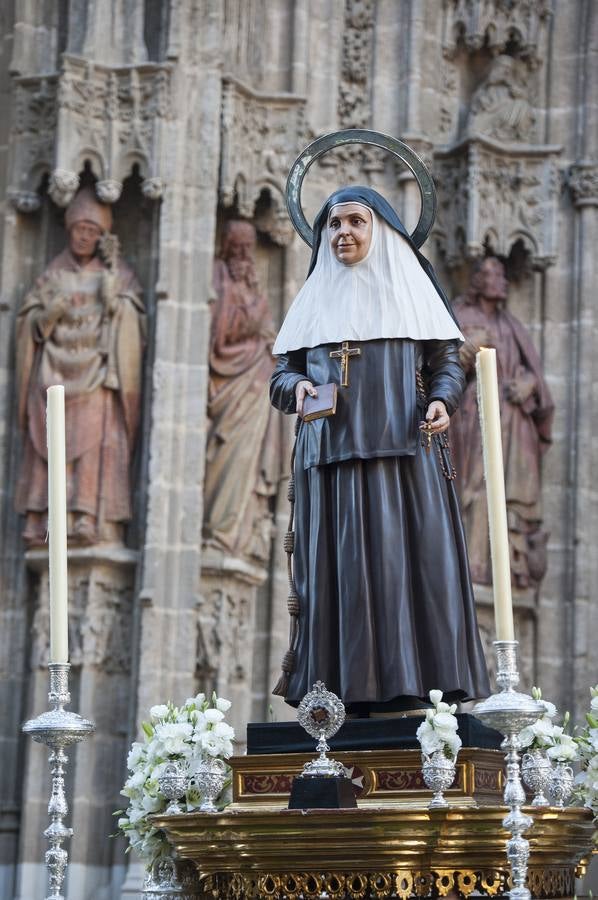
328, 203, 372, 265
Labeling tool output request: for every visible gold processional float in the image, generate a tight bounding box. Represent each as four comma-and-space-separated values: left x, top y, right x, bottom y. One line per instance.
20, 131, 595, 900
148, 131, 596, 899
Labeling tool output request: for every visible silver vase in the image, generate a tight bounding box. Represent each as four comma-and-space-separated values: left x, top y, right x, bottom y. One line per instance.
143, 857, 203, 897
193, 755, 227, 812
421, 750, 457, 808
521, 749, 552, 807
158, 761, 189, 815
549, 759, 574, 808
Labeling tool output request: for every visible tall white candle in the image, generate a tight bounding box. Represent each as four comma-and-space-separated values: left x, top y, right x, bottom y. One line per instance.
47, 385, 69, 664
475, 348, 515, 642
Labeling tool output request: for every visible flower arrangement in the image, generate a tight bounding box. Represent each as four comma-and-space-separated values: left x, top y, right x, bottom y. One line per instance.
116, 692, 234, 866
574, 685, 598, 822
518, 687, 558, 752
416, 689, 462, 759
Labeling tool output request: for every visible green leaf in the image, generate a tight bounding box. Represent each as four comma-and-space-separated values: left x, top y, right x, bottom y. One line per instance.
142, 721, 154, 738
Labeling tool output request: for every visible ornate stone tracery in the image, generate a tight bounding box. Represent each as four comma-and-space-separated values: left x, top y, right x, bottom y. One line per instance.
9, 57, 171, 207
219, 76, 307, 245
434, 138, 561, 268
441, 0, 552, 63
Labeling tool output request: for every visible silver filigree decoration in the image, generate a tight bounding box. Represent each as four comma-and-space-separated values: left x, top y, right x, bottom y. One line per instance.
549, 760, 574, 808
193, 756, 228, 813
22, 663, 95, 900
521, 749, 552, 807
297, 681, 347, 777
158, 761, 190, 815
422, 750, 457, 809
473, 641, 544, 900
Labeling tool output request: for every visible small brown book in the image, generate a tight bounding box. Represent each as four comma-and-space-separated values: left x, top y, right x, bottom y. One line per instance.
301, 382, 338, 422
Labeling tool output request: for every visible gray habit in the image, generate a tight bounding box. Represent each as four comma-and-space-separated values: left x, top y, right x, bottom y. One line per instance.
270, 338, 490, 708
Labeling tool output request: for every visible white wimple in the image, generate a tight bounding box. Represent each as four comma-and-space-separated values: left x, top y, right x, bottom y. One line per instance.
273, 203, 463, 355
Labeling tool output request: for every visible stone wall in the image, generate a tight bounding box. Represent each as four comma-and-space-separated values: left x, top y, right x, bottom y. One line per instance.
0, 2, 595, 897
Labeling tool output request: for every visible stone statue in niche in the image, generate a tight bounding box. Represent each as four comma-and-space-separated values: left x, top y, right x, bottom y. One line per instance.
203, 220, 279, 564
468, 55, 537, 143
451, 257, 554, 588
15, 187, 146, 547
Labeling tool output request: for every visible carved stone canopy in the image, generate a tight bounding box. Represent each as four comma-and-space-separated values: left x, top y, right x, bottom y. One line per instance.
9, 55, 170, 210
434, 136, 562, 270
219, 76, 307, 246
441, 0, 552, 65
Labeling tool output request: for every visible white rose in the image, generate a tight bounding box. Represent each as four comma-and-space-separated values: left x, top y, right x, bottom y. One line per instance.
429, 690, 443, 707
204, 708, 225, 724
215, 697, 232, 713
150, 704, 169, 721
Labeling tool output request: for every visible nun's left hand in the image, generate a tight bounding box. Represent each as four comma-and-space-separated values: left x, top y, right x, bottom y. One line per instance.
423, 400, 450, 434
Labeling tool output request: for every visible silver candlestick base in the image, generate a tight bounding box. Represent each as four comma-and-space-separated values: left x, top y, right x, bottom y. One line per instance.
473, 641, 544, 900
22, 663, 95, 900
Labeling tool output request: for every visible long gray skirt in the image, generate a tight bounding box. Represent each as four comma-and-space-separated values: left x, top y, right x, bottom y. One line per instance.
285, 437, 491, 707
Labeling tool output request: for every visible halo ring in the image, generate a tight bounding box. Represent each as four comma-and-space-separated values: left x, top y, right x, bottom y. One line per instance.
285, 128, 437, 249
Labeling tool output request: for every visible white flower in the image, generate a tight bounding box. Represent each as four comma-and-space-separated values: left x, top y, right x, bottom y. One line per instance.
150, 704, 169, 721
429, 689, 443, 707
215, 697, 232, 713
213, 721, 235, 740
547, 730, 578, 762
204, 708, 225, 724
154, 722, 193, 755
540, 699, 557, 719
416, 720, 444, 756
433, 712, 459, 732
127, 742, 144, 771
591, 695, 598, 712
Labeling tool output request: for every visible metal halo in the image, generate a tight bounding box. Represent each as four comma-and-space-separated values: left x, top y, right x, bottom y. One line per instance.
285, 128, 437, 249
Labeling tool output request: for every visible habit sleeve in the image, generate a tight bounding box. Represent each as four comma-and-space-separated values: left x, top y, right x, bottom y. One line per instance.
422, 339, 465, 417
270, 349, 307, 414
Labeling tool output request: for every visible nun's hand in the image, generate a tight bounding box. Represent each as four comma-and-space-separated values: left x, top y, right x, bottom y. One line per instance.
424, 400, 450, 434
295, 380, 317, 417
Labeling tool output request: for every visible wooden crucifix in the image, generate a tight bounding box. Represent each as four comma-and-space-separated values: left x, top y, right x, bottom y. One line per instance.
329, 341, 361, 388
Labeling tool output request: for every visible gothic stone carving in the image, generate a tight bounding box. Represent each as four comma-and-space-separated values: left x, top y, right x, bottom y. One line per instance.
468, 55, 538, 144
441, 0, 552, 64
338, 0, 375, 129
568, 163, 598, 208
29, 550, 136, 674
8, 57, 172, 206
219, 76, 307, 245
434, 138, 561, 268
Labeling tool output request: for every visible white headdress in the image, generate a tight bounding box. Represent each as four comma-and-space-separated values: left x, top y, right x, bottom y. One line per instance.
273, 203, 463, 355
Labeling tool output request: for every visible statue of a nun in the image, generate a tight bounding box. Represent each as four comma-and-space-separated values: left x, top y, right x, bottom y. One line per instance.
270, 186, 490, 712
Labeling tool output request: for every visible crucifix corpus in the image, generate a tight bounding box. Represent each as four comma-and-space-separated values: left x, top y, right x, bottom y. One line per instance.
329, 341, 361, 388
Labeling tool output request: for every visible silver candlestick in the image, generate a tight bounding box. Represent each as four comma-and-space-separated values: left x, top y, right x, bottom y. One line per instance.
22, 663, 95, 900
473, 641, 544, 900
